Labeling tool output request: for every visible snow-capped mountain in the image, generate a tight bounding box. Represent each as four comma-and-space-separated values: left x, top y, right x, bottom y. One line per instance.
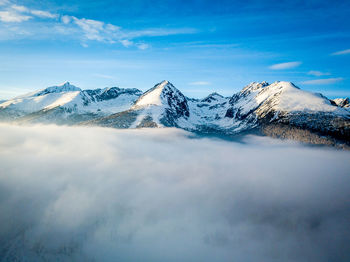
1, 80, 349, 147
0, 82, 142, 124
221, 81, 350, 146
132, 80, 190, 126
332, 97, 350, 109
88, 80, 350, 147
89, 80, 191, 128
223, 81, 348, 128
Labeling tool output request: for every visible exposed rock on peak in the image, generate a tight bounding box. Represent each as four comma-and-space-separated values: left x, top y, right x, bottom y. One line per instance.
332, 98, 350, 108
133, 80, 190, 120
31, 82, 82, 97
201, 92, 224, 103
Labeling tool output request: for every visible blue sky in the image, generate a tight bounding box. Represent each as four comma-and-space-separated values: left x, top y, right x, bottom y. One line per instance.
0, 0, 349, 99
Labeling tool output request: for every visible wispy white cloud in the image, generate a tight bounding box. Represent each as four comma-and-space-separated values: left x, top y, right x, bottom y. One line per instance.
92, 73, 116, 79
0, 10, 31, 22
0, 2, 196, 49
124, 28, 197, 38
10, 4, 58, 19
10, 4, 27, 12
137, 43, 149, 50
61, 15, 71, 24
30, 10, 57, 19
59, 15, 189, 49
189, 81, 211, 86
307, 70, 331, 77
119, 39, 133, 47
331, 48, 350, 56
0, 3, 57, 23
269, 61, 302, 70
71, 17, 114, 42
301, 77, 344, 85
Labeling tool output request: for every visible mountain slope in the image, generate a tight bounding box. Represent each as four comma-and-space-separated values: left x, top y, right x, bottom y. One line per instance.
222, 81, 350, 145
332, 97, 350, 109
0, 82, 142, 124
89, 80, 190, 128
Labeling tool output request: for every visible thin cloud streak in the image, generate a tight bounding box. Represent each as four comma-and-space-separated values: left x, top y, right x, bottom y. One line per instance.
189, 81, 211, 86
331, 48, 350, 56
301, 77, 344, 85
307, 70, 331, 77
269, 61, 301, 70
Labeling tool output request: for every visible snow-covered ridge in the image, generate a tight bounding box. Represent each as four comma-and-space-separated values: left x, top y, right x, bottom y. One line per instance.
17, 81, 82, 99
228, 81, 347, 117
133, 80, 187, 109
265, 81, 344, 113
332, 98, 349, 109
134, 80, 169, 107
0, 82, 142, 117
129, 80, 190, 127
1, 80, 349, 145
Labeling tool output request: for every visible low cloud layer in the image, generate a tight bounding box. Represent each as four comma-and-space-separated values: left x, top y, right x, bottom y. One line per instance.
0, 124, 349, 262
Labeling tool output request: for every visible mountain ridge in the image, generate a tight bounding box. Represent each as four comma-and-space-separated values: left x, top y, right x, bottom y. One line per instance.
1, 80, 349, 148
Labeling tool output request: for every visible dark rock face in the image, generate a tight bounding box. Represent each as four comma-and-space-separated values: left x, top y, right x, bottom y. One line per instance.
86, 109, 139, 129
267, 112, 350, 144
82, 87, 142, 105
14, 107, 100, 125
157, 81, 190, 118
225, 108, 234, 118
163, 86, 190, 118
201, 93, 224, 103
332, 98, 350, 108
261, 123, 350, 149
137, 116, 158, 128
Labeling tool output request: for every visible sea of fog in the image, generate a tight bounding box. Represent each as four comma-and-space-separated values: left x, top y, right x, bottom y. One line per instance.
0, 124, 349, 262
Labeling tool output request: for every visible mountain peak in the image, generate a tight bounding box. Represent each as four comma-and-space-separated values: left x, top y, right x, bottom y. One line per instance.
13, 82, 81, 99
332, 97, 350, 108
208, 92, 223, 97
32, 82, 81, 97
242, 81, 269, 93
160, 80, 169, 85
270, 81, 299, 90
60, 81, 71, 86
53, 81, 80, 91
134, 80, 181, 107
201, 92, 224, 103
132, 81, 190, 121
